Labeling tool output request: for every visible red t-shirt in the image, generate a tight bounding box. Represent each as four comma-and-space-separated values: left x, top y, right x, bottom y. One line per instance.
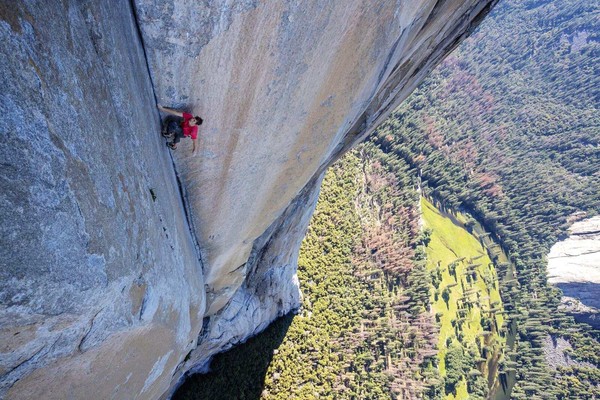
181, 112, 198, 140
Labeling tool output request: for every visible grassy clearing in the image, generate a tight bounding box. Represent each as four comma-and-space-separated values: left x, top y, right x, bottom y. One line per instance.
422, 197, 505, 399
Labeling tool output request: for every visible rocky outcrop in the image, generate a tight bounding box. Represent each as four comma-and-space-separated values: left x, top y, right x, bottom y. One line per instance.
548, 216, 600, 329
543, 335, 595, 370
0, 0, 496, 398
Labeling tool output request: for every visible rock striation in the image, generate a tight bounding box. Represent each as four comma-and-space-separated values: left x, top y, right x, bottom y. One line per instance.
1, 0, 496, 398
548, 216, 600, 329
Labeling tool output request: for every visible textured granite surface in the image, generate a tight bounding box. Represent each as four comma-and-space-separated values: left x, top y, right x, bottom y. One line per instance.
135, 0, 498, 316
0, 2, 204, 398
548, 216, 600, 328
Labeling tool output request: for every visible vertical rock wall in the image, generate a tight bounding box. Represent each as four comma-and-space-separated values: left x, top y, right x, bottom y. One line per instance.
134, 0, 497, 395
548, 216, 600, 329
135, 0, 497, 317
0, 1, 204, 398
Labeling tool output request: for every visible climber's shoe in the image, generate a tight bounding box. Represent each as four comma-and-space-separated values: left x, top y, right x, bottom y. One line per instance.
167, 142, 177, 150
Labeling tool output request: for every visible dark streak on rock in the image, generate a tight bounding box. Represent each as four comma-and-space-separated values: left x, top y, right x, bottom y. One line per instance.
196, 316, 212, 345
550, 249, 600, 259
375, 33, 404, 90
5, 333, 62, 382
129, 0, 158, 106
78, 308, 104, 352
139, 288, 149, 320
229, 263, 246, 275
4, 346, 45, 378
419, 0, 448, 36
571, 230, 600, 236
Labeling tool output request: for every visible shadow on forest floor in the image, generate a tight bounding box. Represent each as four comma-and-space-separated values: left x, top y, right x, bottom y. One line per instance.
173, 313, 295, 400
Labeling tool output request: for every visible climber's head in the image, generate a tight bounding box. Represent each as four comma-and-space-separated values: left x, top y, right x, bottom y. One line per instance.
189, 116, 203, 126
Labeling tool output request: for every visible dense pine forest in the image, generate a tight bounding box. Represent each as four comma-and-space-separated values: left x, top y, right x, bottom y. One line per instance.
371, 0, 600, 397
175, 0, 599, 398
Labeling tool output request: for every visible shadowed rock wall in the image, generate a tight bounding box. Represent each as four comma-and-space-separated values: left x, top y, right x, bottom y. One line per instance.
0, 1, 204, 398
1, 0, 496, 398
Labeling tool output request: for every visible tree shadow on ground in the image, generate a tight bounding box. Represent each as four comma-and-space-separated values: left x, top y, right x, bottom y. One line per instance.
173, 312, 295, 400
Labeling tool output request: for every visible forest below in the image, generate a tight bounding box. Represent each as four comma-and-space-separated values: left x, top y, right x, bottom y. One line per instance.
370, 0, 600, 397
175, 0, 599, 398
175, 149, 442, 399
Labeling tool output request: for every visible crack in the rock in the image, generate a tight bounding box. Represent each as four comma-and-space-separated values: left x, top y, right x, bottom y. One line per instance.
129, 0, 205, 270
5, 346, 45, 378
78, 308, 104, 352
5, 334, 62, 380
549, 249, 600, 259
570, 230, 600, 236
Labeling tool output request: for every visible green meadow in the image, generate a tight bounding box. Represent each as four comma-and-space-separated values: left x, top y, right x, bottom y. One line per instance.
422, 197, 505, 399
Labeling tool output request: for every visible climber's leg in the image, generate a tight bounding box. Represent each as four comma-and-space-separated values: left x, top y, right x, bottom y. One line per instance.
162, 116, 182, 138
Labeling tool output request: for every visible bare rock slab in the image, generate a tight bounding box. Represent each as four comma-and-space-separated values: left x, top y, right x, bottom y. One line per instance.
548, 216, 600, 328
0, 2, 204, 398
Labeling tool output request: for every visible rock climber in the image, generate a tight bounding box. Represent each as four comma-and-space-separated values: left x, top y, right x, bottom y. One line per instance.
158, 104, 203, 155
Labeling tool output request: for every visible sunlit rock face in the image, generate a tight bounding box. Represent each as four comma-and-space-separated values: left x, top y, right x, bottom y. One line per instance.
1, 0, 496, 398
135, 0, 497, 316
548, 216, 600, 329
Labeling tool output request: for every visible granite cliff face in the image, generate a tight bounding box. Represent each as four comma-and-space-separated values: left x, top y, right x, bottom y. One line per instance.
0, 0, 496, 398
0, 2, 204, 398
548, 216, 600, 329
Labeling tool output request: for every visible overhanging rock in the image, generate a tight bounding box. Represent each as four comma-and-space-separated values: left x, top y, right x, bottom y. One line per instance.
135, 0, 497, 317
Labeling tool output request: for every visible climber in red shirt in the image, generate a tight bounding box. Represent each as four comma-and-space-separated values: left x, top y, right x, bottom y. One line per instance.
158, 104, 203, 155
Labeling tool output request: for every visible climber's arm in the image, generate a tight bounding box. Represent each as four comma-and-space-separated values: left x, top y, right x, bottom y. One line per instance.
157, 104, 183, 117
